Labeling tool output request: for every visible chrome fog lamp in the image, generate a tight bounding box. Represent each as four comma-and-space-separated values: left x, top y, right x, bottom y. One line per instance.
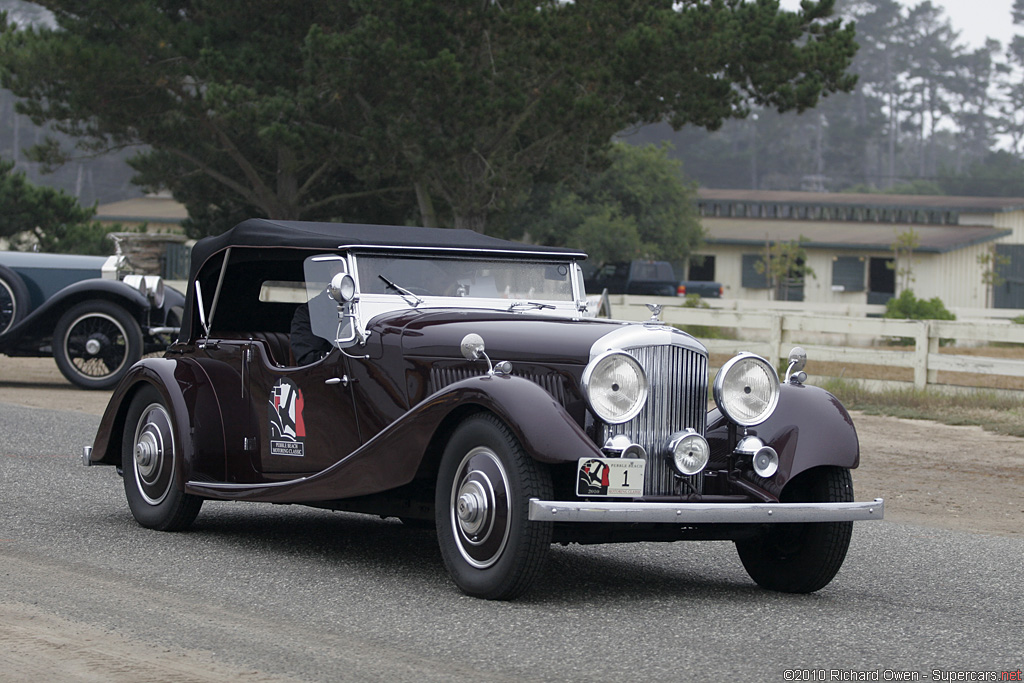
665, 429, 710, 476
736, 435, 779, 478
713, 353, 780, 427
582, 351, 648, 424
328, 272, 356, 303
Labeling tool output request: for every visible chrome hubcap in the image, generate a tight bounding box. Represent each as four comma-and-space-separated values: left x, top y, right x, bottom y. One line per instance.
134, 431, 160, 479
456, 482, 488, 537
132, 404, 174, 506
450, 447, 511, 569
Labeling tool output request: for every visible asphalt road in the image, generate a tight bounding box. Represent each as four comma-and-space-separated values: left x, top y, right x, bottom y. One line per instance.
1, 402, 1022, 682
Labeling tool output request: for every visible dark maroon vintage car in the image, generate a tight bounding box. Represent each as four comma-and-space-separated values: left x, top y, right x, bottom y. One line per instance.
84, 220, 883, 599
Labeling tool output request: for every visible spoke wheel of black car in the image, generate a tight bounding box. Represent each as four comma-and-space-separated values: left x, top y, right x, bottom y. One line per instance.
122, 385, 202, 531
53, 300, 143, 390
0, 266, 30, 336
435, 414, 553, 600
736, 466, 854, 594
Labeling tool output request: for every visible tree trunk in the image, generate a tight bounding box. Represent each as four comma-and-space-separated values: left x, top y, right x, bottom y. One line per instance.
414, 181, 438, 228
453, 211, 487, 233
275, 146, 300, 219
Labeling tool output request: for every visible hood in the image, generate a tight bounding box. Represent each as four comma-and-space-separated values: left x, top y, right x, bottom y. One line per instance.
372, 309, 630, 365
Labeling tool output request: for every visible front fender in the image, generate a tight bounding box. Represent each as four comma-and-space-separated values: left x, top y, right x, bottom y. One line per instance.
186, 373, 602, 503
707, 382, 859, 495
6, 279, 150, 342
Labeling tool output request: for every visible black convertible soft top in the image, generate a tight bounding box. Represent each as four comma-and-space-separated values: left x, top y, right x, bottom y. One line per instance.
189, 219, 586, 279
180, 219, 587, 340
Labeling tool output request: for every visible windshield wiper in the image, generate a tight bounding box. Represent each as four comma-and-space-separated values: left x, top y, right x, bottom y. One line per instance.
378, 274, 424, 307
508, 301, 556, 312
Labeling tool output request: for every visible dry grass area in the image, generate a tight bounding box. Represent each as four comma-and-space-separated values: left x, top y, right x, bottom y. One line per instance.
821, 377, 1024, 438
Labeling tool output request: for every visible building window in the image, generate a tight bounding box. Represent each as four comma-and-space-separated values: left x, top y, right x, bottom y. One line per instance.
742, 254, 769, 289
688, 255, 715, 281
831, 256, 865, 292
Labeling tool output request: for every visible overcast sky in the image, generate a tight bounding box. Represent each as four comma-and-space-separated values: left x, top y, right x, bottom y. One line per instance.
781, 0, 1019, 51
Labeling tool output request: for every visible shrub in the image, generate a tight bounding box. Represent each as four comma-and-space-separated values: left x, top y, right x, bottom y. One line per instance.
883, 289, 955, 321
883, 290, 955, 346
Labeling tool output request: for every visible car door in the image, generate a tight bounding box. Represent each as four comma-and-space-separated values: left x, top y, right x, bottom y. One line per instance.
246, 344, 362, 476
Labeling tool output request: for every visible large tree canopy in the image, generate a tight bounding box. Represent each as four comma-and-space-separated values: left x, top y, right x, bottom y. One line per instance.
504, 142, 704, 266
1, 0, 857, 236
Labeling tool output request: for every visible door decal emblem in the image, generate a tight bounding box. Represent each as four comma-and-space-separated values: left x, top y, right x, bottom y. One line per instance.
269, 378, 306, 457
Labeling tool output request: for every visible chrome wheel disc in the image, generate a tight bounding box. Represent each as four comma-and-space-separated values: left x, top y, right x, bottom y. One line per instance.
133, 403, 175, 505
449, 447, 511, 569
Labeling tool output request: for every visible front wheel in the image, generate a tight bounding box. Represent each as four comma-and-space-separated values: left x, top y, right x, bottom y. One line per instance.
736, 466, 854, 593
122, 385, 202, 531
54, 300, 143, 389
435, 414, 553, 600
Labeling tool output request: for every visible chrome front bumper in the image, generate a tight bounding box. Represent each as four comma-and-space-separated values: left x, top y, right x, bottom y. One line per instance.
528, 498, 884, 524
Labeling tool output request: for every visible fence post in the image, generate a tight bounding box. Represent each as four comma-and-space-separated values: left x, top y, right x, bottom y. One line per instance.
769, 313, 783, 367
927, 330, 940, 386
913, 321, 930, 390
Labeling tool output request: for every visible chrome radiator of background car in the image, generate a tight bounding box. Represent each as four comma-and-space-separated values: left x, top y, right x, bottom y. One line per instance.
600, 344, 709, 496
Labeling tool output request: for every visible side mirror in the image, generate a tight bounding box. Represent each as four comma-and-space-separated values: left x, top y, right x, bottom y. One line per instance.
786, 346, 807, 384
461, 333, 486, 361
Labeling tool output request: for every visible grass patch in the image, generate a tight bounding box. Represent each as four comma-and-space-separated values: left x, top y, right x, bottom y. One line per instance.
820, 377, 1024, 438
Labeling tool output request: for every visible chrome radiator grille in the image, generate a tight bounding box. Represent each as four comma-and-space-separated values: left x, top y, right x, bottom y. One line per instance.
600, 344, 708, 496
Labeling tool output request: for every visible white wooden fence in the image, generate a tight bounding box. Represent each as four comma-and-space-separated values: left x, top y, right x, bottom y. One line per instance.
603, 294, 1024, 392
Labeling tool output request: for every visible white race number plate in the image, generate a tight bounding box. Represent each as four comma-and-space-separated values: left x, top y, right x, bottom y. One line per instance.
576, 457, 645, 497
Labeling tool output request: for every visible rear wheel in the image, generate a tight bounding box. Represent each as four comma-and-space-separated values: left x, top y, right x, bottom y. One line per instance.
0, 266, 30, 336
435, 414, 552, 600
122, 385, 202, 531
736, 466, 854, 593
54, 300, 143, 389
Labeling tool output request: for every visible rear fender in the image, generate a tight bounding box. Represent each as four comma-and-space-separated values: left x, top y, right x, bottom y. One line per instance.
89, 356, 246, 484
706, 382, 859, 497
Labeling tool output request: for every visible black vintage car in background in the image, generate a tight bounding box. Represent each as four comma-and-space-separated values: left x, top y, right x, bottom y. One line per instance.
84, 220, 883, 599
0, 250, 184, 389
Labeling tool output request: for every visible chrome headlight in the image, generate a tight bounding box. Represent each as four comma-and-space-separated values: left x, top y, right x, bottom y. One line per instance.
582, 351, 648, 424
713, 353, 780, 427
123, 274, 166, 308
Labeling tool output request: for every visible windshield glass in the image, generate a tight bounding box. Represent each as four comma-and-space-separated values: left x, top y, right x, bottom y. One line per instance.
355, 255, 575, 301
